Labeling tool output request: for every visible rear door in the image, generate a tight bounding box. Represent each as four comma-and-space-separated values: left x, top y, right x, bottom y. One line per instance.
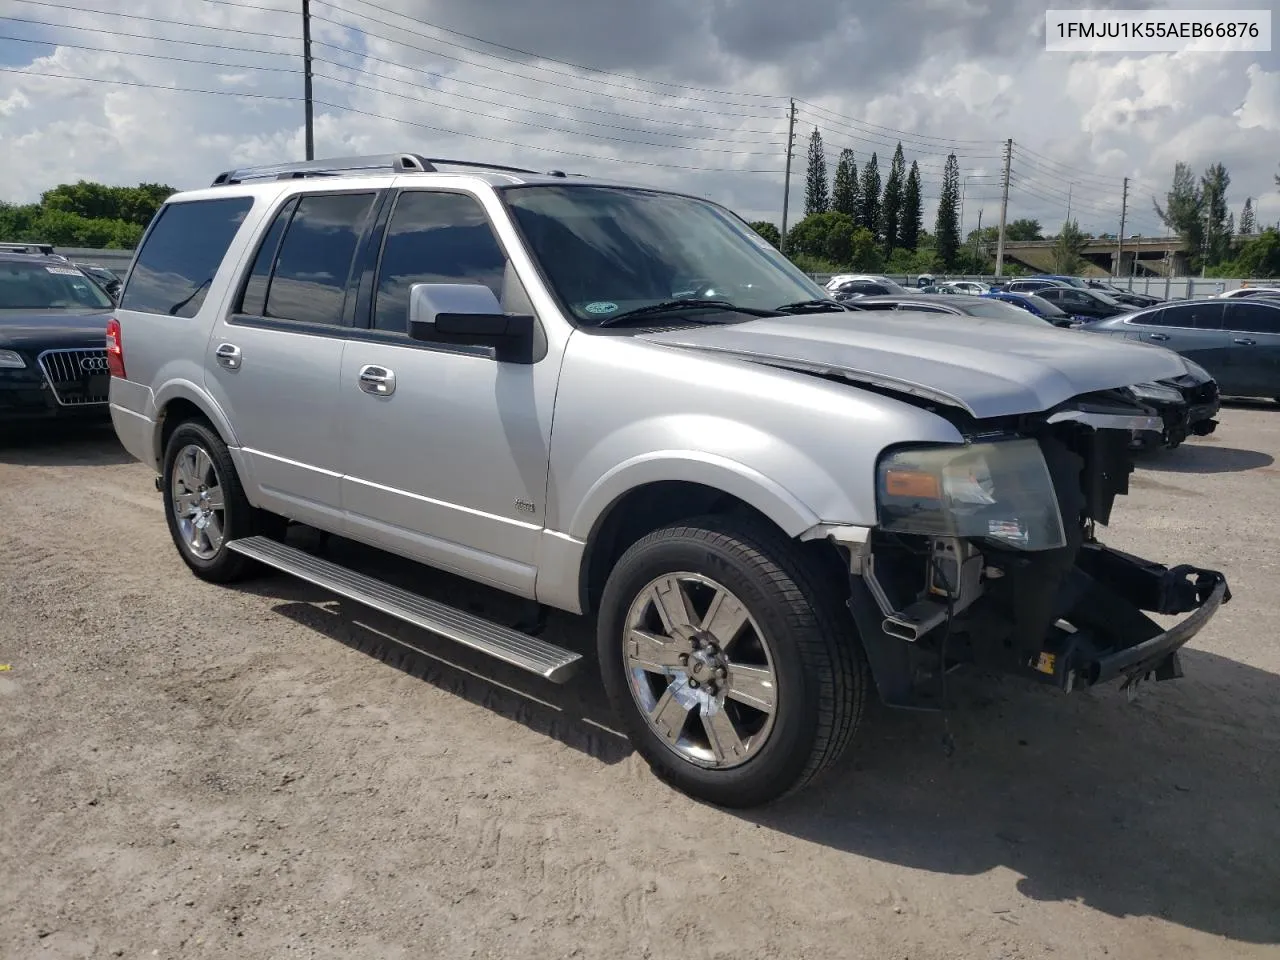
204, 189, 380, 530
1223, 301, 1280, 398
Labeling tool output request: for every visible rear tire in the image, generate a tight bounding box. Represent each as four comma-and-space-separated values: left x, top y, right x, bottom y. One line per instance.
161, 420, 271, 584
597, 515, 867, 808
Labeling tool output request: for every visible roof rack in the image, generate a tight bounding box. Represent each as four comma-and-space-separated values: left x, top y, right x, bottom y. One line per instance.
0, 242, 57, 255
210, 153, 573, 187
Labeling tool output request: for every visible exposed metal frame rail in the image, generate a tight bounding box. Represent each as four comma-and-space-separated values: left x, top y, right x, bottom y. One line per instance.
210, 153, 574, 186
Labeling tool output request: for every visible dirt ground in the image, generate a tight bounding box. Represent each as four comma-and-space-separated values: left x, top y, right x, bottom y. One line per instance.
2, 406, 1278, 960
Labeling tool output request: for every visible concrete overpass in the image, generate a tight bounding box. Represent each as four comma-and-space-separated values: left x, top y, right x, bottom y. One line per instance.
998, 236, 1189, 277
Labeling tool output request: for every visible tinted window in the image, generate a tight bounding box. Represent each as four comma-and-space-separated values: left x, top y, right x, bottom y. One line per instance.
1160, 302, 1224, 330
1130, 308, 1167, 326
1021, 294, 1066, 317
122, 197, 253, 317
374, 191, 506, 333
263, 192, 374, 326
1227, 302, 1280, 334
1038, 288, 1063, 301
238, 198, 296, 316
0, 259, 114, 310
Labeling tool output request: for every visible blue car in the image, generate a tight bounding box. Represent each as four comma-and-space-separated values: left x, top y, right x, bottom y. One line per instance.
981, 291, 1086, 327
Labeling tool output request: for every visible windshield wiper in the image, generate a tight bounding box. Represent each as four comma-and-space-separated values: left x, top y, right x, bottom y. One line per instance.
594, 298, 777, 328
773, 299, 848, 314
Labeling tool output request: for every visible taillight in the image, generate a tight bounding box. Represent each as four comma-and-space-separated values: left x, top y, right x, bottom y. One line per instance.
105, 317, 126, 379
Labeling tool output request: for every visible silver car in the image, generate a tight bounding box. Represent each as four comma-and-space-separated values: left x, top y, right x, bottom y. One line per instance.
107, 153, 1231, 807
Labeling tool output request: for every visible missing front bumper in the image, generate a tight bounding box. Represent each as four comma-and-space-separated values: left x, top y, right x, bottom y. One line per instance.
1023, 543, 1230, 692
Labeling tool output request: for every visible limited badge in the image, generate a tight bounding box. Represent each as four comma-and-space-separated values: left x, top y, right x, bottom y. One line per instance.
583, 301, 618, 315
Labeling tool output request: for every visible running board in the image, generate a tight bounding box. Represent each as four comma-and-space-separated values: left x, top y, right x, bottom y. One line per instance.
226, 536, 582, 683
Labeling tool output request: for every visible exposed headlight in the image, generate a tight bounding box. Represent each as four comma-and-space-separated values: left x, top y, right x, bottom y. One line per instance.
1128, 381, 1183, 404
876, 438, 1066, 551
0, 349, 26, 369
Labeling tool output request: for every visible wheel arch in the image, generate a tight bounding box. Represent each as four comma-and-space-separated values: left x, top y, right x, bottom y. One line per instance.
151, 381, 238, 469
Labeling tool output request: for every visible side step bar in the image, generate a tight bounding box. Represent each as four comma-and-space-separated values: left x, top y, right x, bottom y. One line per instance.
226, 536, 583, 683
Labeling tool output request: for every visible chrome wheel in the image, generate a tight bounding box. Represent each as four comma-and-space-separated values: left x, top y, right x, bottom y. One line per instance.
623, 573, 778, 769
171, 443, 226, 561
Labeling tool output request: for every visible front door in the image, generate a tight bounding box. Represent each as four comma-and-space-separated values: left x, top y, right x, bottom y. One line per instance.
1223, 301, 1280, 398
205, 189, 379, 530
1136, 302, 1233, 388
337, 188, 557, 598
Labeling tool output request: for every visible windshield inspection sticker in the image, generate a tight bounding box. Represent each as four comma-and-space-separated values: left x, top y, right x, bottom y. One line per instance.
45, 266, 82, 276
584, 301, 618, 315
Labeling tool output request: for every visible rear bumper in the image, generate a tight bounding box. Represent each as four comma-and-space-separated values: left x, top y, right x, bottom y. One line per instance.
109, 399, 156, 466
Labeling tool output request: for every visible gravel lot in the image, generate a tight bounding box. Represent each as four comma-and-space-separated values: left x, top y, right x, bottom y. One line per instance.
2, 408, 1278, 960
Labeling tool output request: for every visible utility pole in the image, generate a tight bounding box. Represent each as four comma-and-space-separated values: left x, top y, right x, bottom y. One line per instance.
1065, 183, 1072, 224
302, 0, 314, 160
994, 138, 1012, 278
1115, 176, 1128, 278
779, 99, 797, 254
974, 208, 983, 261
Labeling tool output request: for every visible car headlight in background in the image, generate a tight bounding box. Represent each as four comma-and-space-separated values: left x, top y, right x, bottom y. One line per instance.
1127, 381, 1183, 404
876, 438, 1067, 551
0, 349, 26, 369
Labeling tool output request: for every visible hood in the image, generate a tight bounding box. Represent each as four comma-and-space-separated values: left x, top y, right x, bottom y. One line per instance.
641, 312, 1191, 420
0, 308, 112, 350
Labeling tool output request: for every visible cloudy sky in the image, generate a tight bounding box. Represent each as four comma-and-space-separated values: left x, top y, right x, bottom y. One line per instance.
1, 0, 1278, 240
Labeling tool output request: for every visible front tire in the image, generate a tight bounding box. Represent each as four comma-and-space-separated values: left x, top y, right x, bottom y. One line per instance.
597, 516, 867, 807
162, 420, 268, 583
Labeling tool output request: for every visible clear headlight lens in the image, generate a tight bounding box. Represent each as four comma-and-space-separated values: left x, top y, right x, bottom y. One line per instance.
1128, 381, 1183, 404
877, 438, 1066, 551
0, 349, 26, 369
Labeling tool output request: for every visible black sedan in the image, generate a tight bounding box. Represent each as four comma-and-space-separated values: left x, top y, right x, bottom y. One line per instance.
0, 250, 115, 426
842, 294, 1219, 450
1036, 285, 1136, 320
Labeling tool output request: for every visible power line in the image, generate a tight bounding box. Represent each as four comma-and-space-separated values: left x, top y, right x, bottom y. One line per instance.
1, 66, 785, 174
1, 13, 301, 59
795, 99, 1003, 149
9, 0, 297, 43
307, 0, 777, 113
310, 67, 783, 154
0, 33, 303, 72
315, 0, 783, 101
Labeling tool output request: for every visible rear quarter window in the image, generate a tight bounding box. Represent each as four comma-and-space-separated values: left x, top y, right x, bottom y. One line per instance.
121, 196, 254, 318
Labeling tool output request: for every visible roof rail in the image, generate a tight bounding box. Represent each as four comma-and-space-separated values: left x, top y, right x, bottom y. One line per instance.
0, 242, 56, 255
209, 153, 577, 187
210, 153, 436, 186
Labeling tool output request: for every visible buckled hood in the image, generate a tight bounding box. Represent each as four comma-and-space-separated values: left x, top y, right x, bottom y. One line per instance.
641, 311, 1191, 419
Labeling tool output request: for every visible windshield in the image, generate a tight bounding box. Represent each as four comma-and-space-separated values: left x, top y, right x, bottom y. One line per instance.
1018, 294, 1067, 317
1087, 289, 1122, 306
501, 185, 824, 324
0, 259, 113, 310
960, 299, 1048, 324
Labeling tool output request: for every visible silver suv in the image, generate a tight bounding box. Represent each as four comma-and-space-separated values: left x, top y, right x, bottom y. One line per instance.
108, 153, 1230, 807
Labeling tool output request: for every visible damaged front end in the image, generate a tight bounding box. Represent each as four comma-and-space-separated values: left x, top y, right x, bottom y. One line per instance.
830, 390, 1231, 709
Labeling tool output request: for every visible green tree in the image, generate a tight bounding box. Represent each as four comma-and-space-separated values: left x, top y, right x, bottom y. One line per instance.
41, 181, 174, 228
1228, 227, 1280, 277
858, 152, 881, 239
899, 161, 922, 251
804, 129, 829, 216
879, 142, 906, 256
934, 153, 961, 268
831, 149, 859, 218
846, 226, 883, 272
748, 221, 781, 248
1051, 218, 1088, 274
1239, 198, 1256, 236
1154, 162, 1205, 268
1200, 163, 1231, 267
1006, 218, 1043, 241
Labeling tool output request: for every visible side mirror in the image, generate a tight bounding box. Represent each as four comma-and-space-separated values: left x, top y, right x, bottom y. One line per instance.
407, 282, 535, 364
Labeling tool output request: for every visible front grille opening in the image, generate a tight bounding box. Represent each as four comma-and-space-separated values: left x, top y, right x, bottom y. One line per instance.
37, 349, 110, 406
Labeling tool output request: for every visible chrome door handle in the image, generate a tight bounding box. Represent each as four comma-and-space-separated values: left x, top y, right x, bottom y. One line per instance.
214, 342, 242, 369
358, 364, 396, 396
1233, 337, 1257, 345
1148, 333, 1169, 341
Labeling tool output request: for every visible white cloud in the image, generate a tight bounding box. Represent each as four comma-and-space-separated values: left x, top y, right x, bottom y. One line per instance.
0, 0, 1277, 240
